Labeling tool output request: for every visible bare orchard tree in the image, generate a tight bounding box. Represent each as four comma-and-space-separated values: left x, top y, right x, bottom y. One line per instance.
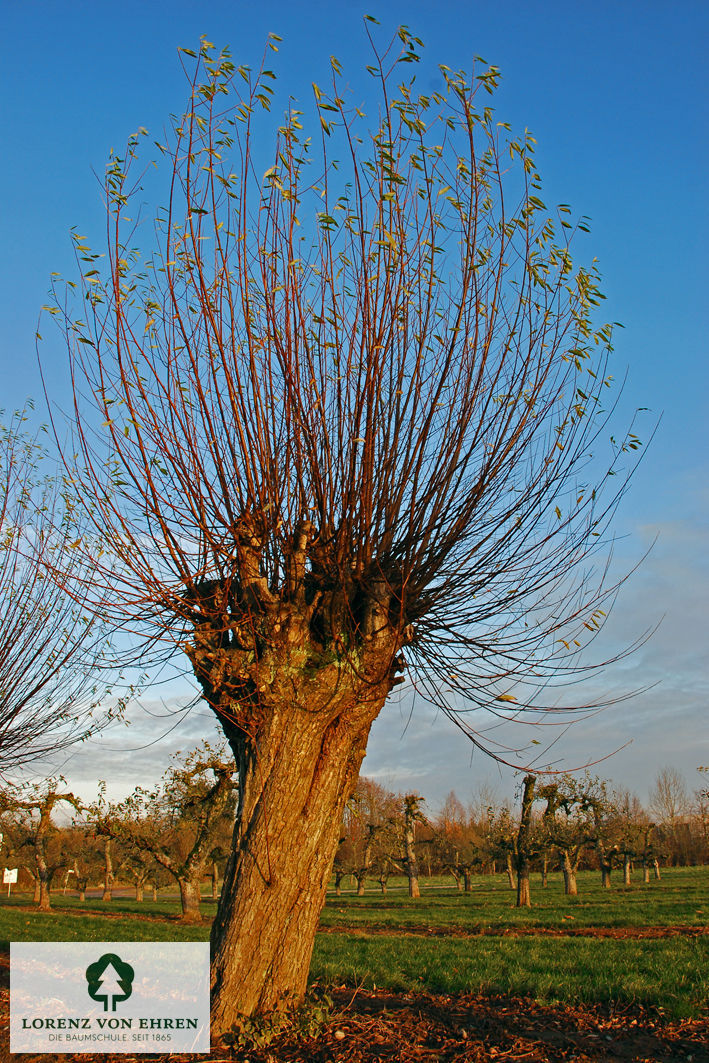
93, 743, 236, 922
44, 30, 645, 1026
399, 793, 427, 898
0, 411, 123, 772
0, 778, 81, 911
538, 775, 593, 896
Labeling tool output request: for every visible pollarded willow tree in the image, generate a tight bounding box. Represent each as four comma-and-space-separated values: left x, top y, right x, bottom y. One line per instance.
45, 28, 645, 1028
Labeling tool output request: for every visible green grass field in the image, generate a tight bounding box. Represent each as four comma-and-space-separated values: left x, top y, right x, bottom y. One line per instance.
322, 866, 708, 930
1, 867, 707, 1018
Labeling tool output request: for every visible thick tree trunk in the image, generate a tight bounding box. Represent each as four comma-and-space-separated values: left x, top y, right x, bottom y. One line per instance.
506, 853, 515, 889
356, 870, 367, 896
623, 853, 632, 886
653, 858, 661, 880
135, 883, 144, 902
32, 878, 41, 904
643, 860, 650, 883
561, 852, 578, 896
516, 863, 531, 907
334, 868, 345, 896
515, 775, 535, 908
463, 869, 472, 893
178, 877, 203, 923
601, 862, 612, 888
37, 875, 51, 912
209, 694, 382, 1033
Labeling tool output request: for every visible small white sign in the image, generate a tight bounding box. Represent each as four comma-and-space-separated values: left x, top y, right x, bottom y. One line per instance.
10, 942, 210, 1053
3, 868, 17, 884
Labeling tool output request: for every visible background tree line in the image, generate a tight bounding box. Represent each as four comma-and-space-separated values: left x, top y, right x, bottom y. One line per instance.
3, 753, 706, 918
335, 766, 709, 907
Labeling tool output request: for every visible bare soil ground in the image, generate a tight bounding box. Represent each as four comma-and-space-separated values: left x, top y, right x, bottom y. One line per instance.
319, 923, 709, 940
2, 950, 707, 1063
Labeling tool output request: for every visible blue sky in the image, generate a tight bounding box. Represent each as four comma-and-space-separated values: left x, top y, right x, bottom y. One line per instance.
1, 0, 707, 808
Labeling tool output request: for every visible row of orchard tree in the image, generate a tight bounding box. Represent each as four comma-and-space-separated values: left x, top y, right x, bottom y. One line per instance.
0, 743, 237, 923
3, 748, 706, 919
335, 765, 709, 906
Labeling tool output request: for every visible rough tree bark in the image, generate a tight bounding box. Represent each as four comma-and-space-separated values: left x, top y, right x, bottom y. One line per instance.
178, 876, 204, 923
561, 850, 579, 896
210, 683, 392, 1024
35, 845, 52, 913
202, 557, 402, 1026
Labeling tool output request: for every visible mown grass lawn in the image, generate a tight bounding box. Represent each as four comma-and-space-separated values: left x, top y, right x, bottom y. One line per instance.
312, 932, 709, 1018
1, 866, 707, 1018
